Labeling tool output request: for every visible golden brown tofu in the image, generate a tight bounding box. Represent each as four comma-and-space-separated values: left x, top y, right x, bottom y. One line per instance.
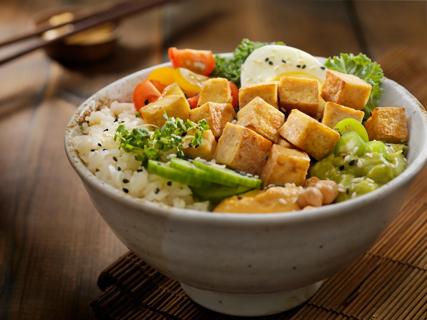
322, 102, 365, 128
190, 102, 235, 138
215, 123, 272, 175
321, 70, 372, 110
140, 95, 190, 127
214, 186, 302, 213
277, 138, 293, 148
364, 107, 408, 143
239, 82, 278, 108
278, 76, 321, 117
184, 130, 217, 160
279, 109, 340, 160
261, 145, 310, 186
236, 97, 285, 142
162, 83, 185, 98
198, 78, 232, 106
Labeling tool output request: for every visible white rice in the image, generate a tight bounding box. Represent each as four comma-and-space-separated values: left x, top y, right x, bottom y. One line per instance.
72, 100, 210, 211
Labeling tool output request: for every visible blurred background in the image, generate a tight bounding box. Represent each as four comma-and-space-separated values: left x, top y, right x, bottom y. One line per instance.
0, 0, 426, 319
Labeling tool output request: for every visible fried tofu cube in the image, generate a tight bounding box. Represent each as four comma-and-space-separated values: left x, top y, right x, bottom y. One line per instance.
239, 82, 278, 108
279, 109, 340, 160
198, 78, 232, 106
321, 70, 372, 110
322, 102, 365, 128
364, 107, 408, 143
278, 76, 321, 117
140, 95, 190, 127
261, 145, 310, 186
184, 130, 217, 160
277, 138, 293, 148
162, 83, 185, 98
215, 123, 272, 175
190, 102, 235, 138
236, 97, 285, 142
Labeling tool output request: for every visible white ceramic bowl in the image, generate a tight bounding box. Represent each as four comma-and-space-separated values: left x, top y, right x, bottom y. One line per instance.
64, 59, 427, 316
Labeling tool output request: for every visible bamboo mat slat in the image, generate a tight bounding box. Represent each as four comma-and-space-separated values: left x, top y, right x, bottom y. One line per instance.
90, 49, 427, 320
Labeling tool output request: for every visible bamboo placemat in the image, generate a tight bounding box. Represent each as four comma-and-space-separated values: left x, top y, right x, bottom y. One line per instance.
90, 49, 427, 320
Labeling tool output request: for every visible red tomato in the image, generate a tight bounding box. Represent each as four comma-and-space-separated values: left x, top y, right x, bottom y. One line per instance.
132, 80, 161, 110
168, 47, 215, 76
229, 81, 239, 109
187, 94, 199, 109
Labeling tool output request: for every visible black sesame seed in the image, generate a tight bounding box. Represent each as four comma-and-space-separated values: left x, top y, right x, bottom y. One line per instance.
321, 66, 326, 70
167, 181, 172, 186
117, 167, 121, 171
296, 64, 301, 68
268, 61, 273, 66
281, 59, 286, 63
103, 128, 109, 132
265, 57, 269, 62
144, 99, 149, 105
349, 160, 357, 166
113, 156, 118, 162
95, 168, 100, 172
155, 188, 160, 194
114, 118, 118, 123
102, 148, 107, 151
98, 143, 102, 147
339, 165, 345, 170
302, 64, 306, 69
90, 149, 95, 152
237, 196, 242, 200
137, 169, 143, 172
123, 179, 129, 183
122, 188, 129, 193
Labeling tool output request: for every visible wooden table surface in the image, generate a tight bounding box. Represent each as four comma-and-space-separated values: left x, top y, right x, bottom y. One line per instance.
0, 0, 426, 319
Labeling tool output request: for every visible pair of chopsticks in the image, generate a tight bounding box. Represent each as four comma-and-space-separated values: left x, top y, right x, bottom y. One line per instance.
0, 0, 176, 66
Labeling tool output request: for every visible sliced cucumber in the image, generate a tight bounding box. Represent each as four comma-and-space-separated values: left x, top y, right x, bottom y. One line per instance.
191, 184, 252, 202
192, 160, 262, 188
169, 158, 214, 183
147, 160, 211, 188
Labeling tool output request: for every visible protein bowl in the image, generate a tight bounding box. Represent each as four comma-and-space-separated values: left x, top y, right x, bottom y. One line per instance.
65, 41, 427, 316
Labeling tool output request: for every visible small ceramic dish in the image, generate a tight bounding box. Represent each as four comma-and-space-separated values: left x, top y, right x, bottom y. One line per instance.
64, 57, 427, 316
34, 7, 118, 63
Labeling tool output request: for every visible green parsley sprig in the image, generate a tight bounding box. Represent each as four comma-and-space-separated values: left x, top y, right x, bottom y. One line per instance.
114, 114, 208, 166
212, 39, 284, 86
325, 53, 384, 119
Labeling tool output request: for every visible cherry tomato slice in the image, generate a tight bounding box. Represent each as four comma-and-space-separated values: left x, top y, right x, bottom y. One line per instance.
228, 81, 239, 109
173, 68, 209, 96
132, 80, 161, 110
168, 47, 215, 76
187, 94, 199, 109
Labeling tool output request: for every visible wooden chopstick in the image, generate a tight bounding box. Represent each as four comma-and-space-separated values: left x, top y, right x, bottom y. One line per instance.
0, 1, 133, 49
0, 0, 176, 66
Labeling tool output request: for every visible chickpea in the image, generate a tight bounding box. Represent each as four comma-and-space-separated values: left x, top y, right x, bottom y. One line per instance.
315, 180, 339, 204
297, 187, 323, 208
305, 176, 320, 188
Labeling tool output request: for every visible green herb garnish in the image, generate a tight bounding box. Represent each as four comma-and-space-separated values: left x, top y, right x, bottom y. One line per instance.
114, 114, 208, 166
212, 38, 284, 86
325, 53, 384, 119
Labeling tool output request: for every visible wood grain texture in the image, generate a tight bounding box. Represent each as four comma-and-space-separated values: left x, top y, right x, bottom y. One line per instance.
0, 0, 426, 319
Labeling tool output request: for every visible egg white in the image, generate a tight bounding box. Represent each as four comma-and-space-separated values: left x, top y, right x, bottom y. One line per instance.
240, 45, 326, 87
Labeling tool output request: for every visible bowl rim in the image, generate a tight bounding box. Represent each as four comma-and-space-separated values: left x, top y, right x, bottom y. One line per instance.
64, 57, 427, 225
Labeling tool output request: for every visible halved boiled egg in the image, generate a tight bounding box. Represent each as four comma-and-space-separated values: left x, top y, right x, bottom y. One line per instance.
240, 45, 326, 87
